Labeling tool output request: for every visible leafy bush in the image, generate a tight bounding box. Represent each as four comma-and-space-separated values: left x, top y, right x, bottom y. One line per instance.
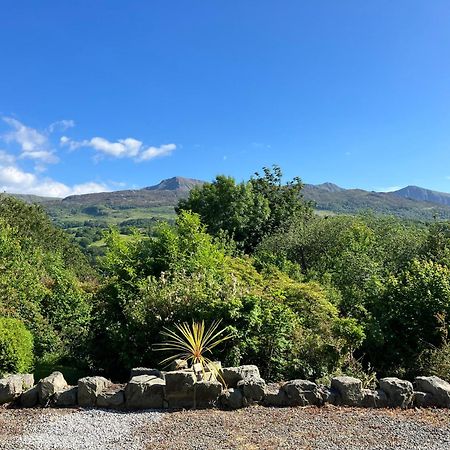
0, 199, 94, 364
0, 317, 33, 375
177, 166, 313, 252
91, 211, 364, 381
424, 343, 450, 381
366, 259, 450, 377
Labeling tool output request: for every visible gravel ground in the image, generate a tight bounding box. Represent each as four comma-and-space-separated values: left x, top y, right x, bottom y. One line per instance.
0, 408, 162, 450
142, 406, 450, 450
0, 406, 449, 450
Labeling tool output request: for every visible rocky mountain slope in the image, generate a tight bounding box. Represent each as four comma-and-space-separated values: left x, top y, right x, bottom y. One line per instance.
5, 177, 450, 225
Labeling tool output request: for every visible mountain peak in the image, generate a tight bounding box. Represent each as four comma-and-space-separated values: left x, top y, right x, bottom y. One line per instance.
391, 185, 450, 207
315, 182, 345, 192
143, 176, 205, 192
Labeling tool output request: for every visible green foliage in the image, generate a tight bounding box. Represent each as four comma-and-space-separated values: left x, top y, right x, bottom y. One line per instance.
367, 259, 450, 376
0, 198, 93, 365
7, 170, 450, 384
177, 166, 313, 252
0, 317, 33, 375
423, 342, 450, 381
155, 320, 234, 381
91, 211, 361, 381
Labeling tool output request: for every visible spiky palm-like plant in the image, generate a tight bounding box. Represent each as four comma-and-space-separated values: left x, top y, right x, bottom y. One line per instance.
155, 320, 233, 381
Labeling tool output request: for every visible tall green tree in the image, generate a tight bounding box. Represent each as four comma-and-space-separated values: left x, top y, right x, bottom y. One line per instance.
177, 166, 313, 252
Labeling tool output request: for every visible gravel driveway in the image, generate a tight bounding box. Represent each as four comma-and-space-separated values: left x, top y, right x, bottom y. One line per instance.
1, 405, 449, 450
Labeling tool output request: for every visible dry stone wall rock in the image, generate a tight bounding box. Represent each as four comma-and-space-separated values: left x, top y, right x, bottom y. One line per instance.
78, 376, 111, 407
220, 388, 244, 410
221, 365, 260, 388
97, 386, 125, 409
0, 374, 25, 404
379, 377, 414, 408
38, 372, 67, 405
20, 386, 39, 408
130, 368, 163, 379
125, 375, 165, 409
414, 376, 450, 407
165, 370, 197, 409
283, 380, 323, 406
237, 377, 266, 404
263, 384, 289, 407
2, 368, 450, 411
194, 380, 223, 408
55, 386, 78, 407
331, 376, 363, 406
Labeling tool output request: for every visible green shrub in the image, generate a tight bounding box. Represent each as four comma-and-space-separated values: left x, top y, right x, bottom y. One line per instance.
0, 317, 34, 375
425, 343, 450, 382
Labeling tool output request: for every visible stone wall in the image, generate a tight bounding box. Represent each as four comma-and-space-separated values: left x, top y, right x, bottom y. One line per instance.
1, 365, 450, 410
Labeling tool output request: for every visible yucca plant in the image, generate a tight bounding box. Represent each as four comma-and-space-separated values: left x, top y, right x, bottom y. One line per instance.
154, 320, 234, 382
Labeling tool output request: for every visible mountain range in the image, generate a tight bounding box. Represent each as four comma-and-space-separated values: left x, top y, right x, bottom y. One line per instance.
7, 177, 450, 228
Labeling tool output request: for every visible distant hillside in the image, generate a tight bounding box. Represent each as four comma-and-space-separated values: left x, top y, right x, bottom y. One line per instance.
144, 176, 204, 192
302, 184, 450, 220
4, 193, 60, 204
391, 185, 450, 208
6, 177, 450, 233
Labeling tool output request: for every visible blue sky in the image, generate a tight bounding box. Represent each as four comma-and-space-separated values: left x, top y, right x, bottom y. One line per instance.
1, 1, 450, 196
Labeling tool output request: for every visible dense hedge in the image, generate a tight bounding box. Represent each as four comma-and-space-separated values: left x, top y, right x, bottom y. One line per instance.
0, 317, 33, 375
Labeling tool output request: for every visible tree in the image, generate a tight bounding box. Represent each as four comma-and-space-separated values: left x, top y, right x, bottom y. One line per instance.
177, 166, 313, 253
366, 259, 450, 377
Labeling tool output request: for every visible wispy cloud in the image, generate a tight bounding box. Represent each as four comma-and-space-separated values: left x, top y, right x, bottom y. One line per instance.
0, 117, 122, 197
61, 136, 176, 162
136, 143, 176, 161
48, 119, 75, 133
2, 117, 59, 164
0, 162, 110, 197
0, 150, 15, 165
378, 185, 402, 192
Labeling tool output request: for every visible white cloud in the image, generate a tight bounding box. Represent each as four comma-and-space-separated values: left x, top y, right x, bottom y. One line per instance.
62, 136, 176, 162
0, 150, 15, 165
2, 117, 59, 164
48, 119, 75, 133
61, 136, 142, 158
0, 163, 110, 198
378, 186, 402, 193
19, 150, 59, 164
137, 143, 176, 161
3, 117, 48, 152
0, 165, 36, 187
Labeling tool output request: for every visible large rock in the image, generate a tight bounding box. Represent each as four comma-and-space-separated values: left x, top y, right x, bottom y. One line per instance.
282, 380, 322, 406
221, 365, 260, 388
125, 375, 165, 409
55, 387, 78, 407
38, 372, 68, 405
165, 370, 197, 409
414, 391, 435, 408
414, 376, 450, 408
130, 368, 163, 379
78, 376, 111, 407
20, 386, 39, 408
263, 384, 289, 407
237, 377, 266, 403
379, 377, 413, 408
220, 388, 244, 409
194, 380, 223, 408
0, 375, 25, 404
360, 389, 388, 408
318, 386, 340, 405
331, 376, 363, 406
97, 386, 125, 409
